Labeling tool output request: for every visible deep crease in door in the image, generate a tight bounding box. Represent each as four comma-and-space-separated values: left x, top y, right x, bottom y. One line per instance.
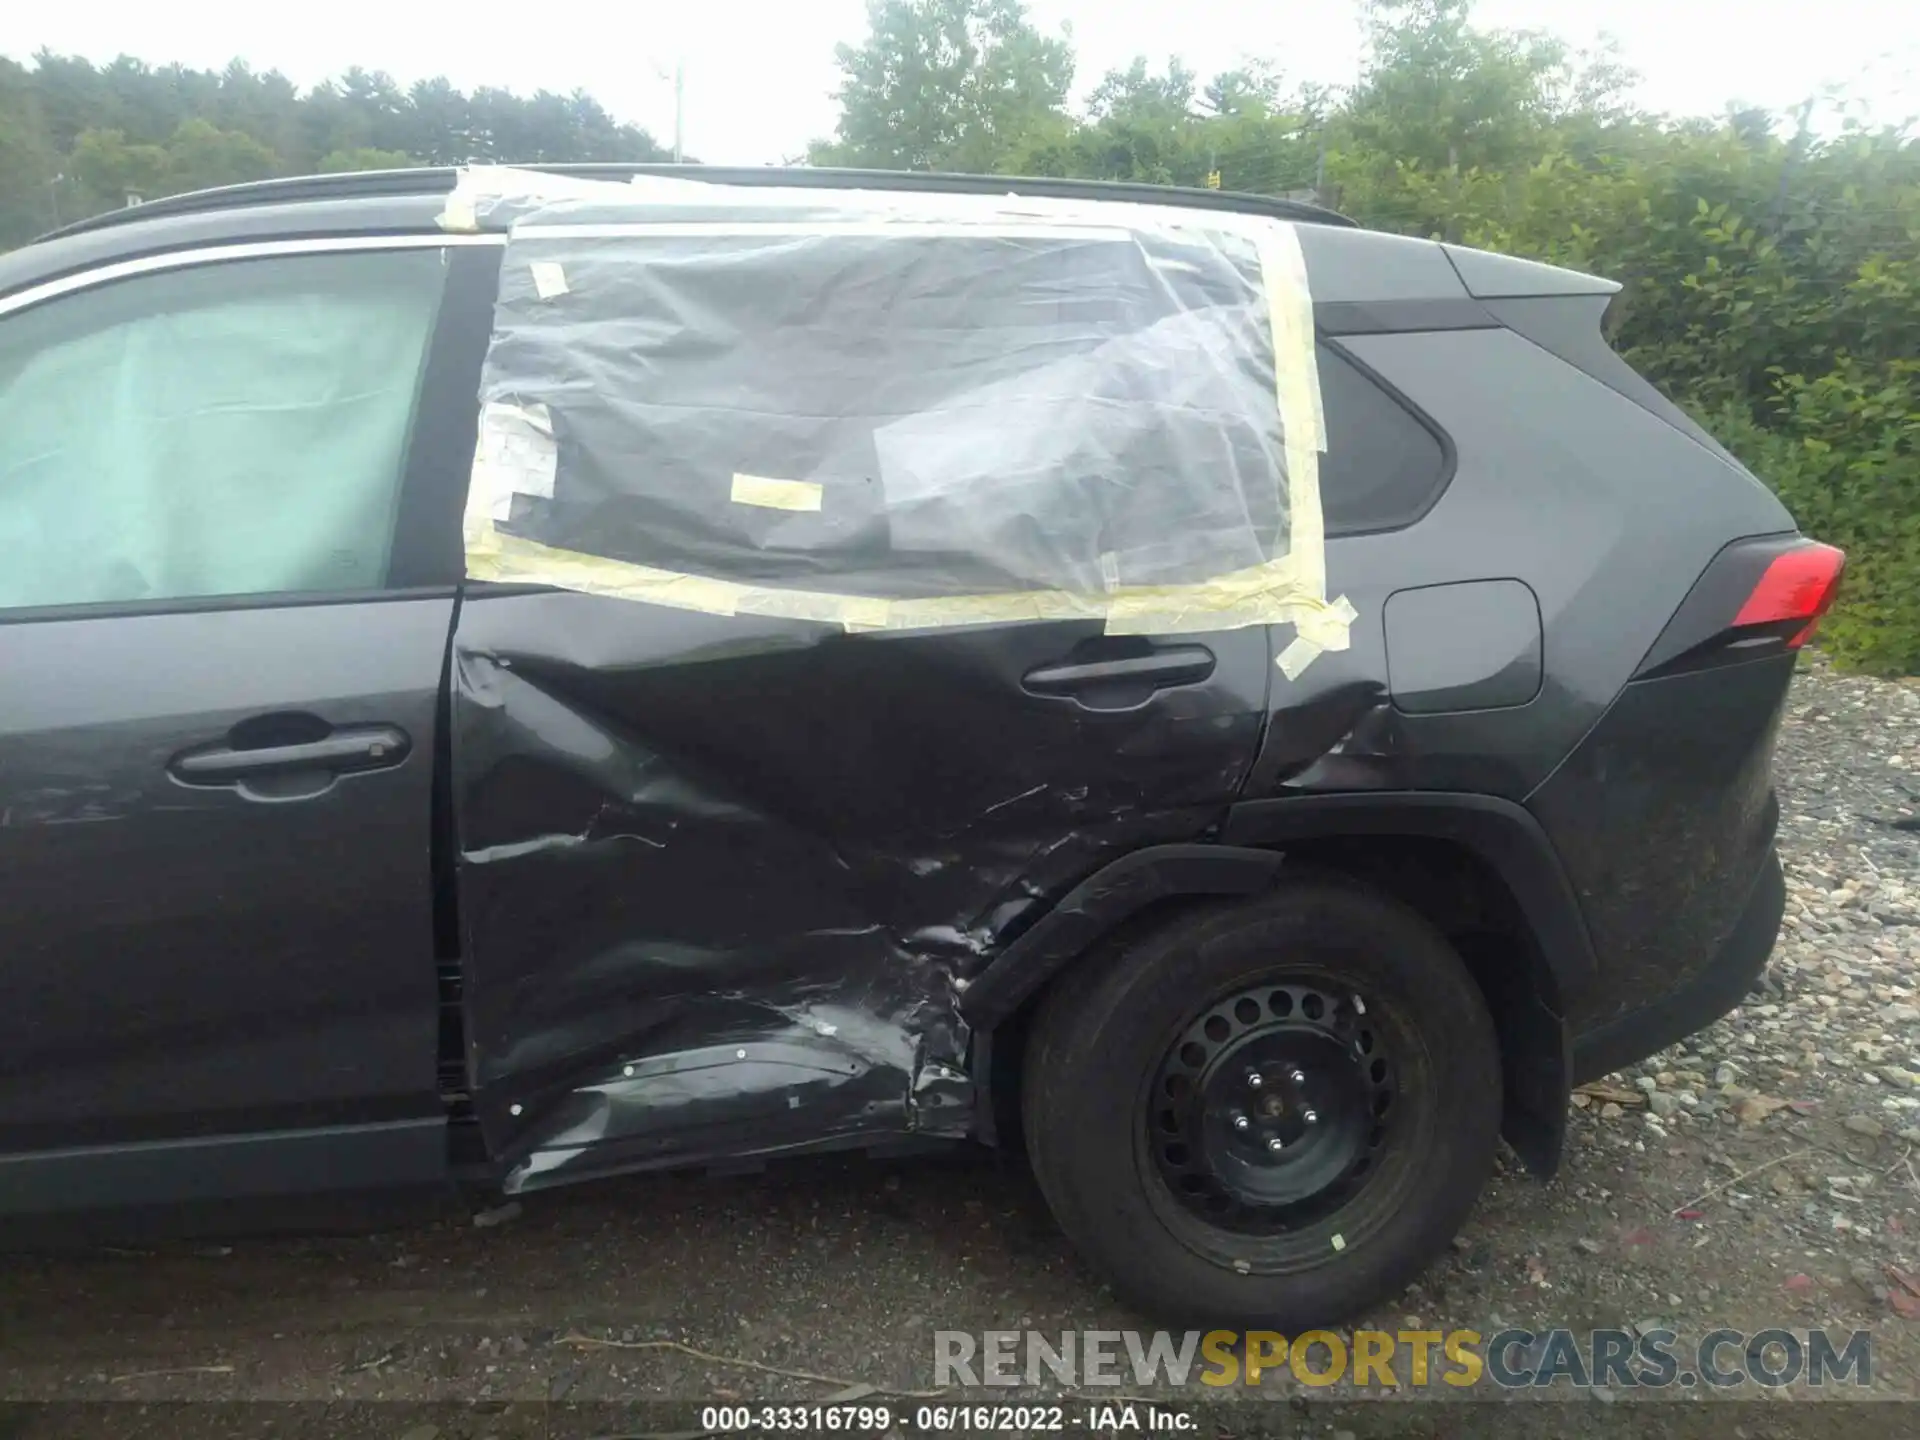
451, 595, 1268, 1192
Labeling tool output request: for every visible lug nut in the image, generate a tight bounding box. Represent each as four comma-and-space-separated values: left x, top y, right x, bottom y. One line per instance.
1233, 1114, 1250, 1132
1289, 1069, 1306, 1085
1246, 1071, 1264, 1089
1302, 1108, 1319, 1125
1266, 1137, 1285, 1153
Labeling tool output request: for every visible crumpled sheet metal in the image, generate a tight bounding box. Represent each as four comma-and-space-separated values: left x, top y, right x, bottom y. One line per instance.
451, 586, 1270, 1186
448, 165, 1355, 669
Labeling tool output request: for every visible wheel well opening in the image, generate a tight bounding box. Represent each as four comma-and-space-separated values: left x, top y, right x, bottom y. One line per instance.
982, 836, 1566, 1175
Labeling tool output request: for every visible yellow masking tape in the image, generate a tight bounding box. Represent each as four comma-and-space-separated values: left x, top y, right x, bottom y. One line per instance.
1257, 222, 1329, 607
467, 507, 1347, 641
1273, 593, 1360, 678
438, 190, 478, 234
731, 473, 825, 512
1276, 634, 1323, 681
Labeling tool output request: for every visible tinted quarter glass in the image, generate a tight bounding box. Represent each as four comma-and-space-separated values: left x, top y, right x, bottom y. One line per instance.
1317, 343, 1449, 536
0, 249, 444, 611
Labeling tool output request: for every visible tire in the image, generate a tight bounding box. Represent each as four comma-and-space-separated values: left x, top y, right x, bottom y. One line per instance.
1022, 873, 1501, 1329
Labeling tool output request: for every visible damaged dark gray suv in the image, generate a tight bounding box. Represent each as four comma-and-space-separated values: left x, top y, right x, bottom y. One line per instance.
0, 164, 1842, 1328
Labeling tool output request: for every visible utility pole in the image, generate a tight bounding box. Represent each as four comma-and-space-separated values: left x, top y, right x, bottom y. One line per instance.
655, 60, 685, 163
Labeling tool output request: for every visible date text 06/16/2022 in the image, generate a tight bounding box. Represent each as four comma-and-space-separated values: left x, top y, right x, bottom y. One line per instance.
699, 1403, 1197, 1432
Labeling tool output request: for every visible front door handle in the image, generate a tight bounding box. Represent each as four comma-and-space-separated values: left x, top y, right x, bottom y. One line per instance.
1022, 645, 1217, 701
170, 725, 410, 786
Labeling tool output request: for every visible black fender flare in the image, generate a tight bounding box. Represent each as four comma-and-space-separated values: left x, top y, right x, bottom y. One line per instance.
958, 843, 1289, 1030
961, 793, 1587, 1176
1220, 792, 1596, 998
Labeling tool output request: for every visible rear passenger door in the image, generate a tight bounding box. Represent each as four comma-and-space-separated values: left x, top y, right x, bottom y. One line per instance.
0, 237, 486, 1221
448, 223, 1276, 1188
456, 597, 1273, 1191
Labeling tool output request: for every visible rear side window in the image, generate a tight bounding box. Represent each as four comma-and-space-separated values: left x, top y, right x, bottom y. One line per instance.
1317, 344, 1449, 536
474, 223, 1291, 603
0, 248, 444, 611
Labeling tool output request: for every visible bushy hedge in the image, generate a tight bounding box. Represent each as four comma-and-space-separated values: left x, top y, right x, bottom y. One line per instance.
1333, 125, 1920, 673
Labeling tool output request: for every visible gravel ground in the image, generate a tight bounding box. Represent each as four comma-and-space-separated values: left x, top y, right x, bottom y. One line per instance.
1, 656, 1917, 1437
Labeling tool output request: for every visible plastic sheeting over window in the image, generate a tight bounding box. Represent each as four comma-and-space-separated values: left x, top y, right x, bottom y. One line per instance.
0, 250, 443, 611
453, 168, 1355, 656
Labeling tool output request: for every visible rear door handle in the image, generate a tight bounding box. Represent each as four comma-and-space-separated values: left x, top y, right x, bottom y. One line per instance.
170, 725, 411, 786
1022, 645, 1216, 699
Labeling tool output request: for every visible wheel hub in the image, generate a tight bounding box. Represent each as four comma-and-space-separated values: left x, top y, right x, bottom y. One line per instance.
1148, 981, 1395, 1232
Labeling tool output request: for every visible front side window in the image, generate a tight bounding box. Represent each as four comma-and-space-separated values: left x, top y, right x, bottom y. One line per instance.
0, 247, 445, 611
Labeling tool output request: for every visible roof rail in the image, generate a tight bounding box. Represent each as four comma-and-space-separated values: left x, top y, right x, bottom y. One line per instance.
36, 163, 1356, 243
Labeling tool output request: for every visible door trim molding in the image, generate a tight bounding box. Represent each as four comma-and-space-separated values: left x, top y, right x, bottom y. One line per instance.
0, 232, 505, 319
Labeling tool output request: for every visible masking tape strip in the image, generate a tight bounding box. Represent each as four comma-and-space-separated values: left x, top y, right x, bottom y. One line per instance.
1258, 221, 1326, 597
1252, 218, 1357, 676
467, 506, 1341, 639
440, 188, 478, 235
731, 473, 824, 512
1276, 634, 1323, 681
1275, 595, 1361, 679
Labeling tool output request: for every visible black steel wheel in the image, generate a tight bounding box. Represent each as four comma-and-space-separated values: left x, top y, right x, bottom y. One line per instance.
1023, 874, 1502, 1329
1149, 979, 1395, 1232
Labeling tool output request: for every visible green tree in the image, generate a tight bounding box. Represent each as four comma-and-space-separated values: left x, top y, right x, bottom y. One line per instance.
1339, 0, 1570, 173
1068, 58, 1205, 184
0, 57, 61, 244
810, 0, 1074, 171
0, 49, 670, 246
403, 77, 474, 164
69, 126, 169, 208
1062, 57, 1318, 193
318, 146, 415, 173
163, 117, 278, 193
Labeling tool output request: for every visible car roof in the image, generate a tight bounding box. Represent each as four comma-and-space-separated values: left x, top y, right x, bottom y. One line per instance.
10, 163, 1505, 316
33, 163, 1357, 248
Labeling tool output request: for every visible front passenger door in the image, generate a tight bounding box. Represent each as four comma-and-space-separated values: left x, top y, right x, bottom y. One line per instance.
0, 238, 478, 1222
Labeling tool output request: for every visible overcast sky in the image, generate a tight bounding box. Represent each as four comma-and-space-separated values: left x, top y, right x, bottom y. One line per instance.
5, 1, 1915, 163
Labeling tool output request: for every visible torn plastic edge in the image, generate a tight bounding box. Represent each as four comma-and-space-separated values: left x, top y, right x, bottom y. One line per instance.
456, 180, 1356, 661
438, 165, 725, 233
472, 401, 556, 521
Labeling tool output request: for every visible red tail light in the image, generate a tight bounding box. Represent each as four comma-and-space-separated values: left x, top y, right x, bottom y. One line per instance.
1732, 542, 1846, 647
